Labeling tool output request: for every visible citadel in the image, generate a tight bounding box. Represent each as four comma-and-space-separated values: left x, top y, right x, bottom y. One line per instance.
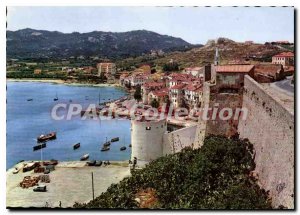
129, 47, 294, 209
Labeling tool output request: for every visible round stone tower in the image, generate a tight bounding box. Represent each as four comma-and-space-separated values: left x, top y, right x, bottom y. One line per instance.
131, 118, 167, 167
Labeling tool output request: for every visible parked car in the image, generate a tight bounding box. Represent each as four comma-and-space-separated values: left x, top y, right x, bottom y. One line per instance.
33, 185, 47, 192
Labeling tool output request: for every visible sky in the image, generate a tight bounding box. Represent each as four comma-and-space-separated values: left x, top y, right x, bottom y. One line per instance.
7, 7, 294, 44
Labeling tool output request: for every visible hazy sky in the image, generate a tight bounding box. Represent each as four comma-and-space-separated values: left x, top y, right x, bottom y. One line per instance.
7, 6, 294, 44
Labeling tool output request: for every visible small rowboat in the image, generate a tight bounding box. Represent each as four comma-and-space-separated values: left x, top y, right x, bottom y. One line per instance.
120, 146, 126, 151
111, 137, 119, 142
33, 143, 46, 151
80, 154, 89, 161
101, 146, 110, 152
37, 132, 56, 143
73, 143, 80, 150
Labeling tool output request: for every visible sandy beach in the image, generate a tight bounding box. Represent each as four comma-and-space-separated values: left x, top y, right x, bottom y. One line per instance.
7, 78, 121, 88
6, 161, 131, 208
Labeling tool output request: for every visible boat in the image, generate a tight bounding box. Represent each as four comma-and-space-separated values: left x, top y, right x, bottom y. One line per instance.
95, 161, 103, 166
103, 137, 111, 147
80, 154, 89, 161
53, 93, 58, 101
13, 168, 20, 174
101, 146, 110, 151
73, 143, 80, 150
33, 143, 46, 151
111, 137, 119, 142
27, 98, 33, 101
23, 162, 40, 172
120, 146, 126, 151
87, 160, 96, 166
33, 185, 47, 192
37, 132, 56, 142
129, 144, 132, 147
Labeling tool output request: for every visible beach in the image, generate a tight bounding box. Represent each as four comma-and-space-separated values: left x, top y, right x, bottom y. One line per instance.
6, 161, 131, 208
7, 78, 121, 88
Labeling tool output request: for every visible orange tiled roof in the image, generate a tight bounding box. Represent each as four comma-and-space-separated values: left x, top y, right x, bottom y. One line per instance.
273, 52, 294, 58
215, 65, 254, 73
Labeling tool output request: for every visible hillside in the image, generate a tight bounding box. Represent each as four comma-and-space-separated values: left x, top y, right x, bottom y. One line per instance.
7, 29, 196, 60
74, 135, 272, 209
116, 38, 294, 69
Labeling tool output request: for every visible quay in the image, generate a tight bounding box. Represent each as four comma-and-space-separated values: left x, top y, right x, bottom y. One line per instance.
6, 161, 130, 208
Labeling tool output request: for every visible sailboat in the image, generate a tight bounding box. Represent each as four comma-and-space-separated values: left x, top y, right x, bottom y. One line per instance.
53, 93, 58, 101
120, 136, 126, 151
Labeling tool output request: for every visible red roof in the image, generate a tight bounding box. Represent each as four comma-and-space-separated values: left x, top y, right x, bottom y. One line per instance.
215, 65, 254, 73
170, 83, 186, 90
143, 82, 165, 88
152, 88, 169, 97
273, 52, 294, 57
184, 85, 202, 92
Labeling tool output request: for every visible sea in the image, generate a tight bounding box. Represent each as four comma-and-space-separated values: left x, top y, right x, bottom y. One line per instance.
6, 81, 131, 169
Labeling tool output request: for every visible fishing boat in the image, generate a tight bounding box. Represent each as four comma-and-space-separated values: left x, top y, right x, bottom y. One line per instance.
80, 154, 89, 161
111, 137, 119, 142
101, 146, 110, 152
73, 143, 80, 150
103, 137, 111, 147
53, 93, 58, 101
27, 98, 33, 101
33, 143, 46, 151
37, 132, 56, 142
120, 136, 126, 151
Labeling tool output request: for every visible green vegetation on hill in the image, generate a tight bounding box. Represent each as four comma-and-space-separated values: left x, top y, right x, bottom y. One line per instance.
74, 135, 272, 209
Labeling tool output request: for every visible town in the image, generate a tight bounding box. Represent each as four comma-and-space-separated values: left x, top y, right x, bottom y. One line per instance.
6, 6, 295, 210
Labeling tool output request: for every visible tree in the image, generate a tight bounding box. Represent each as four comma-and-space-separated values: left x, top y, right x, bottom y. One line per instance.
151, 99, 159, 108
134, 85, 142, 101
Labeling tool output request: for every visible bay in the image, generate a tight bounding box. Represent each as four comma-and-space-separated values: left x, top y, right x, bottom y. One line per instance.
6, 81, 131, 169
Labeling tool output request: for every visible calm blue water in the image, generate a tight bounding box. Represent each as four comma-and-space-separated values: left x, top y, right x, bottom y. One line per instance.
6, 81, 131, 169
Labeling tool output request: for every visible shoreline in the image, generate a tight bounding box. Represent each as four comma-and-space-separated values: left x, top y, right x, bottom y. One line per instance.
6, 160, 131, 208
7, 78, 121, 88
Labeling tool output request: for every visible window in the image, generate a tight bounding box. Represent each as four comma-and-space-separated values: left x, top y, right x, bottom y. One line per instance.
146, 126, 151, 130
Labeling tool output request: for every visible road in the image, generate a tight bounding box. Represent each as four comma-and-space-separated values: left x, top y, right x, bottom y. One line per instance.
272, 76, 294, 96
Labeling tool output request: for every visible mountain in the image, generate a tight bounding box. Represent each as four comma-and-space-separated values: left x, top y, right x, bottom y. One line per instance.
6, 28, 196, 60
116, 37, 293, 68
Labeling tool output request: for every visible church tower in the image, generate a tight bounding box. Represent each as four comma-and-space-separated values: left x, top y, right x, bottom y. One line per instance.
214, 41, 219, 66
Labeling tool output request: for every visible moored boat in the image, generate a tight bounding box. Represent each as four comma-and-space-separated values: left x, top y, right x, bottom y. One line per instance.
111, 137, 119, 142
101, 146, 110, 151
27, 98, 33, 101
73, 143, 80, 150
120, 146, 126, 151
37, 132, 56, 142
103, 137, 111, 147
129, 144, 132, 147
33, 143, 46, 151
80, 154, 89, 161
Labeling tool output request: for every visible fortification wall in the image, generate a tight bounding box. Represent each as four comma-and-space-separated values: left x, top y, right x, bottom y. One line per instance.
238, 75, 294, 208
163, 125, 197, 155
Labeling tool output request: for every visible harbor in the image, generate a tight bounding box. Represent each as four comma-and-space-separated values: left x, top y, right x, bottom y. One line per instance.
6, 160, 130, 208
6, 81, 131, 169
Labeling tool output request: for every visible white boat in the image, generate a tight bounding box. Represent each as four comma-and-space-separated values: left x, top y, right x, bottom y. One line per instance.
80, 154, 89, 161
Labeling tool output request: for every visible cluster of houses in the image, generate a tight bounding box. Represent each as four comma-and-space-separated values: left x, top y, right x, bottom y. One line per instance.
118, 50, 294, 110
120, 65, 205, 110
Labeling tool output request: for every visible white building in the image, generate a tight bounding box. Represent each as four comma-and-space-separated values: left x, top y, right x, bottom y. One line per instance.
131, 118, 167, 167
